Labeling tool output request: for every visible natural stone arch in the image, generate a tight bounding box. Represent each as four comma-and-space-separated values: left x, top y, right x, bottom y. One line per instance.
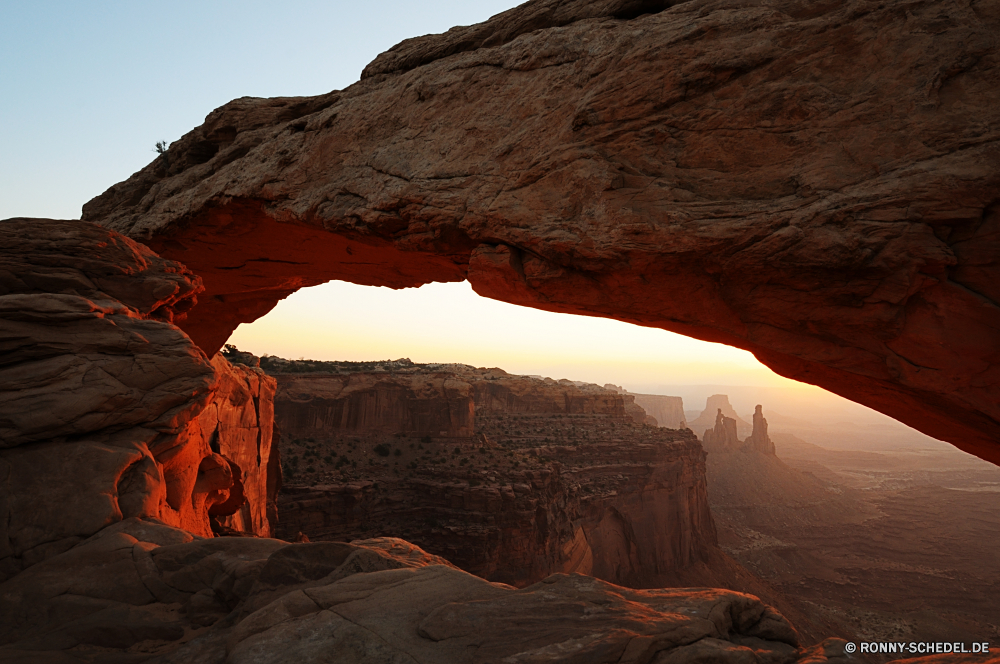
82, 0, 1000, 464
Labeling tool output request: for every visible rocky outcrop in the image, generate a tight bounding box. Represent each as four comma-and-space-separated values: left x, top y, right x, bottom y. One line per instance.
196, 355, 279, 536
606, 385, 685, 428
703, 405, 776, 455
275, 371, 475, 439
269, 358, 647, 442
472, 370, 636, 419
625, 399, 659, 426
80, 0, 1000, 465
0, 219, 275, 582
0, 517, 866, 664
744, 404, 776, 456
690, 395, 751, 438
703, 409, 742, 453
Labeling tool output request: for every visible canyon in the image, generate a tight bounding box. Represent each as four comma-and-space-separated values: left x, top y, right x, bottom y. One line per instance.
254, 353, 717, 589
2, 0, 998, 661
701, 401, 1000, 661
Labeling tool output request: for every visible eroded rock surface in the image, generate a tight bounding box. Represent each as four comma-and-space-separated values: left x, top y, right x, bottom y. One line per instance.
80, 0, 1000, 463
0, 517, 862, 664
266, 357, 715, 589
0, 220, 276, 581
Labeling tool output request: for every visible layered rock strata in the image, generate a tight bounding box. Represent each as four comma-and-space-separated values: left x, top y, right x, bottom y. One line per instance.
0, 517, 864, 664
274, 371, 474, 439
197, 355, 280, 536
0, 219, 275, 582
80, 0, 1000, 464
265, 357, 716, 588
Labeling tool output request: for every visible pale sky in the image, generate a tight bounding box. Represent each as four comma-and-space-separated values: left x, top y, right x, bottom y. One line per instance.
227, 279, 807, 391
0, 1, 929, 432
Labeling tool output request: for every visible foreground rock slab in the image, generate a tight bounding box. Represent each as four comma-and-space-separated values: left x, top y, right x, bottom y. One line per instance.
0, 518, 864, 664
81, 0, 1000, 464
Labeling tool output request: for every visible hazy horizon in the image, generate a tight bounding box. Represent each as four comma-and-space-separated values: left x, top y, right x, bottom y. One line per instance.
226, 279, 947, 451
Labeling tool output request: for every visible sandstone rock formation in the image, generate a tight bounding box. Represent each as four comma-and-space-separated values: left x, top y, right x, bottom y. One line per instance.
268, 357, 647, 441
198, 355, 280, 537
703, 409, 742, 453
0, 516, 864, 664
744, 404, 777, 455
689, 395, 751, 438
80, 0, 1000, 465
0, 219, 276, 582
703, 404, 777, 455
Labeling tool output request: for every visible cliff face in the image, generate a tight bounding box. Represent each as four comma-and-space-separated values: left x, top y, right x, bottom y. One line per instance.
196, 355, 279, 536
269, 358, 716, 588
0, 219, 277, 582
275, 371, 474, 439
277, 464, 577, 587
631, 394, 686, 429
551, 437, 717, 588
472, 371, 632, 418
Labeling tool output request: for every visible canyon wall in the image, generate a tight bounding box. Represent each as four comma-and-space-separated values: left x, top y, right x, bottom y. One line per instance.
267, 359, 716, 588
703, 404, 777, 456
275, 432, 716, 589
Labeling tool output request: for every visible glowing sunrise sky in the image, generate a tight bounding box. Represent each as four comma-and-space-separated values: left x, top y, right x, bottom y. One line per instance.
0, 1, 931, 429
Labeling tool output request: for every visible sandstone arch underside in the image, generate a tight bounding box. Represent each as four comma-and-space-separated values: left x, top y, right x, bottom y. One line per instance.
82, 0, 1000, 463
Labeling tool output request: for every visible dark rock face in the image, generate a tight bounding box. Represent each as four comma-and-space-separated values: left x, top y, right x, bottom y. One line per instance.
80, 0, 1000, 465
